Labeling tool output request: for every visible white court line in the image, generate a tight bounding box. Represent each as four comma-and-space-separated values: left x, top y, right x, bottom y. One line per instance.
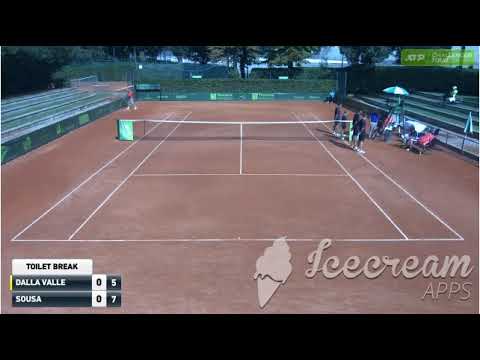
240, 124, 243, 174
132, 173, 348, 177
115, 85, 134, 91
12, 238, 463, 242
309, 112, 465, 241
292, 112, 409, 240
67, 112, 192, 240
73, 75, 97, 81
360, 152, 465, 240
10, 112, 175, 241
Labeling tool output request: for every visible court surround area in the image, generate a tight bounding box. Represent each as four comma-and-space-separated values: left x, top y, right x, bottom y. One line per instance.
2, 101, 477, 313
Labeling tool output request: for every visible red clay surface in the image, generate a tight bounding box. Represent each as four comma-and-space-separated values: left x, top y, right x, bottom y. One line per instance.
1, 101, 478, 313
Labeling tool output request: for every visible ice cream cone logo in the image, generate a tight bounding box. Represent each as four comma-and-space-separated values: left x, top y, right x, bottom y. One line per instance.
253, 236, 292, 308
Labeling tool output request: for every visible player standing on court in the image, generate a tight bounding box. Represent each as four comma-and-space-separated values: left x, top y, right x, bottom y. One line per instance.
355, 114, 367, 154
127, 88, 137, 111
340, 110, 349, 140
333, 103, 342, 136
350, 110, 361, 148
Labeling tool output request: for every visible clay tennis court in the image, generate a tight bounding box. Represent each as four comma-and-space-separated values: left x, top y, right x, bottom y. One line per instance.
2, 101, 478, 313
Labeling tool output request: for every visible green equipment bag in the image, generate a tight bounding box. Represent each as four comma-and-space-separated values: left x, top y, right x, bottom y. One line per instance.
117, 119, 134, 141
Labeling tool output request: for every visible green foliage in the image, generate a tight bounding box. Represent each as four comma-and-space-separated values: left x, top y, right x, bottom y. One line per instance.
186, 46, 211, 64
163, 46, 190, 63
3, 46, 336, 97
54, 62, 231, 83
263, 46, 320, 68
339, 46, 392, 65
249, 67, 336, 80
144, 79, 335, 92
1, 46, 113, 97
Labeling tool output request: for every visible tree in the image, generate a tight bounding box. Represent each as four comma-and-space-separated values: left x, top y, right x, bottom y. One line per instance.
318, 46, 332, 67
207, 46, 262, 78
1, 46, 80, 97
141, 46, 164, 60
339, 46, 392, 66
186, 46, 211, 64
208, 46, 239, 68
264, 46, 320, 68
237, 46, 262, 79
166, 46, 191, 63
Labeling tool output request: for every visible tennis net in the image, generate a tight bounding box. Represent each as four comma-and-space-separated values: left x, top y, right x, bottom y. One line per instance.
116, 118, 353, 142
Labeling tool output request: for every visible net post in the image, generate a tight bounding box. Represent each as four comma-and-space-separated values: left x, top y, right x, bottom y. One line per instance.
118, 119, 134, 141
240, 123, 243, 175
348, 121, 353, 142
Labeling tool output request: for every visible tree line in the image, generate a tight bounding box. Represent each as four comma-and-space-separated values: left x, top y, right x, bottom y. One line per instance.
1, 46, 458, 97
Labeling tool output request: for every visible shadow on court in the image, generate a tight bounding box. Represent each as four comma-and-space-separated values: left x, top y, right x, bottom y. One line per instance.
328, 139, 353, 150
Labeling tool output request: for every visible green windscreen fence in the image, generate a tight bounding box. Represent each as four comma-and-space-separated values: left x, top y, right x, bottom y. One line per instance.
117, 120, 134, 141
136, 91, 328, 101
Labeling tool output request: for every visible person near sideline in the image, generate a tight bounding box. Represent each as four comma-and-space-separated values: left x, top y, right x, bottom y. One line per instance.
333, 104, 342, 136
369, 112, 379, 138
448, 86, 458, 103
443, 85, 459, 104
340, 111, 349, 140
371, 114, 385, 139
383, 113, 395, 143
406, 131, 435, 152
326, 89, 336, 103
127, 88, 137, 110
354, 114, 367, 154
350, 111, 361, 148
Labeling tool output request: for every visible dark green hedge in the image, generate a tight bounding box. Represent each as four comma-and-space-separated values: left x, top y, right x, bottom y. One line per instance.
345, 65, 479, 95
249, 67, 337, 80
149, 79, 335, 92
54, 62, 231, 83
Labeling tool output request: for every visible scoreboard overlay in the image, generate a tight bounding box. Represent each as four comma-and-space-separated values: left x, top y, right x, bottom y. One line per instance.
11, 259, 121, 307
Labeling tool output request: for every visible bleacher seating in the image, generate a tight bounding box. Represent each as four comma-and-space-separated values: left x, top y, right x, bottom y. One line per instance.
351, 91, 479, 136
1, 88, 115, 144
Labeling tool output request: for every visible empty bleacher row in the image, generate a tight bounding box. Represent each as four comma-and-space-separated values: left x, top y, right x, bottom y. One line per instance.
1, 87, 118, 144
351, 91, 479, 136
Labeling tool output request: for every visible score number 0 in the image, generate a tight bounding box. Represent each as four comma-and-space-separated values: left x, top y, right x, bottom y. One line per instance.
92, 275, 121, 307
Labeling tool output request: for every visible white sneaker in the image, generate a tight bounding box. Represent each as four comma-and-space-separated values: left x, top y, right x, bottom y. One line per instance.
134, 106, 137, 110
359, 150, 366, 154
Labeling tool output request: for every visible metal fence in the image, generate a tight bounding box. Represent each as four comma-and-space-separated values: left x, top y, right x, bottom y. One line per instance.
70, 75, 99, 87
437, 129, 479, 157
